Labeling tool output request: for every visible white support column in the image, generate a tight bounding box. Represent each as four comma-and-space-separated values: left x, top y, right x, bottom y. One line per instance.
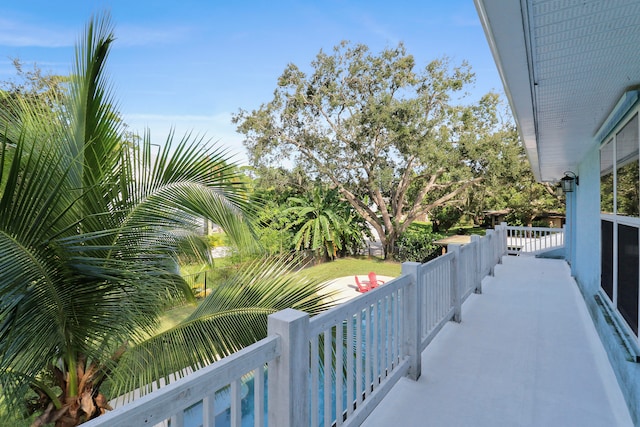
401, 261, 422, 381
485, 229, 496, 276
267, 309, 310, 427
450, 246, 462, 323
500, 222, 508, 258
471, 235, 482, 294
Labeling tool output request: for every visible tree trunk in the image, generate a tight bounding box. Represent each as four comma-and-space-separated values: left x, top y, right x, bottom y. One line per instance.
383, 237, 396, 260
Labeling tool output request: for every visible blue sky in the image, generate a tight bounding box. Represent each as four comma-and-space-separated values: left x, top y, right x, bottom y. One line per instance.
0, 0, 502, 164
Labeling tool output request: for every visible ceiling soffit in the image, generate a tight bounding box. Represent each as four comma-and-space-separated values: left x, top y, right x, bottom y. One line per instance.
475, 0, 640, 182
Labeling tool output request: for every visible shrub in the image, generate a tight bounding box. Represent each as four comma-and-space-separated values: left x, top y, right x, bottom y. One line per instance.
395, 225, 443, 263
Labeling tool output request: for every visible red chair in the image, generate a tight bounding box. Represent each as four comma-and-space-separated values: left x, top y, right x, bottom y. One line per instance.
368, 272, 385, 288
355, 275, 370, 292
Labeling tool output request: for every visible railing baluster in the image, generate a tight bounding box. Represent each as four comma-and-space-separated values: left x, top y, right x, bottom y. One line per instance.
346, 314, 354, 417
372, 301, 378, 392
171, 411, 184, 427
336, 322, 344, 426
394, 289, 400, 367
203, 394, 215, 427
430, 267, 435, 332
386, 294, 392, 375
365, 305, 372, 399
311, 335, 319, 427
355, 310, 363, 407
435, 265, 440, 324
431, 265, 437, 327
254, 367, 264, 427
231, 379, 241, 427
324, 329, 332, 427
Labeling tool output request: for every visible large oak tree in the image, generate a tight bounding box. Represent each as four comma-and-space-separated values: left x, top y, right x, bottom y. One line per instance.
234, 42, 508, 257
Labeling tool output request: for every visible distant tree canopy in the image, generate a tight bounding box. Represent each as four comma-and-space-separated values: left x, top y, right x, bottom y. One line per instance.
0, 58, 68, 110
234, 41, 536, 257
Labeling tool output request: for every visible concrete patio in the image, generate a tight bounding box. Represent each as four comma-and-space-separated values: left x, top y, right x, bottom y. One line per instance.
362, 256, 633, 427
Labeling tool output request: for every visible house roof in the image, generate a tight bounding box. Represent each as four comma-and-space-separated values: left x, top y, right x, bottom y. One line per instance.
474, 0, 640, 182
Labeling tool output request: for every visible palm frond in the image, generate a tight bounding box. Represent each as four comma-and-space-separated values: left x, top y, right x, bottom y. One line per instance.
0, 13, 260, 420
110, 255, 340, 398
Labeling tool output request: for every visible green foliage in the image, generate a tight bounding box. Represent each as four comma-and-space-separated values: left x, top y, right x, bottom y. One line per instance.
601, 173, 614, 213
248, 168, 370, 258
0, 15, 262, 425
430, 205, 464, 232
284, 187, 368, 259
109, 255, 339, 398
616, 161, 639, 216
454, 107, 564, 226
253, 190, 297, 254
207, 232, 227, 248
234, 41, 507, 258
395, 223, 444, 263
0, 58, 68, 113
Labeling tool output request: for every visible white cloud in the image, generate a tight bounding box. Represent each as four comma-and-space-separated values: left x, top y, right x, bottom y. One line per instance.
0, 18, 74, 47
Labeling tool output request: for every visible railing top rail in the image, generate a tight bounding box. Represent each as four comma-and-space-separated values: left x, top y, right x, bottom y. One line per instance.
309, 274, 411, 336
506, 225, 564, 232
419, 250, 455, 272
84, 335, 280, 427
458, 239, 478, 255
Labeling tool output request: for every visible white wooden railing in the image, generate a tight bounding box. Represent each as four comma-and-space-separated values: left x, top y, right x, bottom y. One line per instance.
85, 224, 508, 427
505, 225, 564, 256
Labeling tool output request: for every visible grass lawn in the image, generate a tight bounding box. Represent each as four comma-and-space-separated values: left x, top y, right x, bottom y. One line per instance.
299, 257, 402, 283
162, 256, 402, 334
446, 224, 487, 236
155, 304, 199, 334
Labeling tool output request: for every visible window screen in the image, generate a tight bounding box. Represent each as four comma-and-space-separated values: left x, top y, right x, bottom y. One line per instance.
601, 220, 614, 301
616, 114, 639, 217
601, 139, 614, 214
617, 224, 639, 336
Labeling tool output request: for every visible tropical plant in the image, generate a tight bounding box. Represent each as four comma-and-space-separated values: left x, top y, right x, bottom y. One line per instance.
284, 187, 367, 260
110, 255, 337, 399
0, 15, 279, 426
252, 189, 297, 254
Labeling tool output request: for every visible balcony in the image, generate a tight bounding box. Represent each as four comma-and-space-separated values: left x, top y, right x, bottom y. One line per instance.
363, 255, 630, 426
84, 225, 632, 427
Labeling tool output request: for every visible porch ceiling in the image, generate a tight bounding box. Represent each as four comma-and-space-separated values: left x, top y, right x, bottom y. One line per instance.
474, 0, 640, 182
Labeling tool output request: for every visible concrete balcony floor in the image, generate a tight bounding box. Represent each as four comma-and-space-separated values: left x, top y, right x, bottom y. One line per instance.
363, 256, 633, 427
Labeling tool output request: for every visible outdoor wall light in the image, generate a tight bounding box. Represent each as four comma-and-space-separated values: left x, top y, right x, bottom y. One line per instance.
560, 171, 579, 193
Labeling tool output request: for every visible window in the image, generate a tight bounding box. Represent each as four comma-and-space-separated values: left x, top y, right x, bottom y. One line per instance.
616, 114, 639, 217
618, 224, 639, 335
601, 220, 614, 301
600, 112, 640, 339
601, 139, 614, 214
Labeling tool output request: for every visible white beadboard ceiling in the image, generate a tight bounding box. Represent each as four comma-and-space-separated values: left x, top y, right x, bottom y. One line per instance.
474, 0, 640, 182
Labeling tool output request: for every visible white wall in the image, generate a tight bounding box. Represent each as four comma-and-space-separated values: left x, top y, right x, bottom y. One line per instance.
573, 143, 640, 425
573, 145, 602, 294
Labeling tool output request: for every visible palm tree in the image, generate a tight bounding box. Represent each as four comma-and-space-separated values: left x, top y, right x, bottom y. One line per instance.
0, 15, 337, 427
109, 255, 336, 400
285, 187, 369, 259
